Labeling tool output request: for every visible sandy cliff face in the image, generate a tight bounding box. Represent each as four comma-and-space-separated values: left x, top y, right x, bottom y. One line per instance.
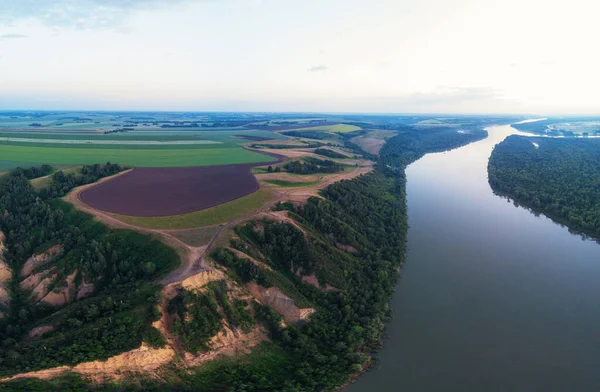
245, 281, 315, 323
20, 244, 63, 277
182, 269, 226, 291
0, 232, 11, 316
40, 270, 78, 307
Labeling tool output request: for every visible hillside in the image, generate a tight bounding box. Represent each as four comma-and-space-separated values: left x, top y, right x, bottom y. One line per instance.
0, 124, 489, 391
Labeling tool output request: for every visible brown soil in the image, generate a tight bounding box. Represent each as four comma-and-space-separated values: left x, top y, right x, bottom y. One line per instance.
80, 165, 262, 217
181, 269, 226, 291
73, 344, 175, 378
257, 172, 320, 182
0, 232, 11, 311
28, 325, 55, 339
77, 276, 95, 300
20, 268, 57, 301
186, 325, 268, 367
79, 152, 285, 217
299, 274, 338, 292
252, 148, 323, 160
40, 270, 78, 307
351, 130, 396, 156
20, 245, 63, 277
351, 137, 386, 155
245, 282, 315, 323
31, 274, 57, 302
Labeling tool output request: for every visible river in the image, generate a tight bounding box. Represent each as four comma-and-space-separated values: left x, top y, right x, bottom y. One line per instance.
348, 124, 600, 391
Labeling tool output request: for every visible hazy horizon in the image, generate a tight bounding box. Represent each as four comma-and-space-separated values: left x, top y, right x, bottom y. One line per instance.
1, 0, 599, 114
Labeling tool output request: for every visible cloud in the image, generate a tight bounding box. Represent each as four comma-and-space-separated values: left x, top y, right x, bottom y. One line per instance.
381, 86, 501, 105
0, 33, 27, 39
371, 86, 524, 114
308, 65, 328, 72
0, 0, 192, 30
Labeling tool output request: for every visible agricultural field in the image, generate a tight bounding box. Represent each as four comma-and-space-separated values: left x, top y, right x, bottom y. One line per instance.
79, 162, 280, 217
2, 112, 374, 233
351, 130, 397, 155
0, 144, 276, 168
290, 124, 362, 133
111, 188, 277, 229
0, 113, 288, 171
0, 129, 285, 170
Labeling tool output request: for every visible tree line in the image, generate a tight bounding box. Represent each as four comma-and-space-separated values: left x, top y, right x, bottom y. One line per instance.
489, 135, 600, 238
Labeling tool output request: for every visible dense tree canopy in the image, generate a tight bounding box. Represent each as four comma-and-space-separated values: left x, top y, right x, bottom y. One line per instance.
0, 164, 178, 375
489, 135, 600, 238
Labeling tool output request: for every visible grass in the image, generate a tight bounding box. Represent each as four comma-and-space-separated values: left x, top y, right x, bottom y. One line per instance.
112, 188, 276, 229
0, 144, 276, 168
263, 179, 320, 188
252, 167, 270, 174
30, 166, 81, 190
292, 124, 361, 133
168, 226, 220, 247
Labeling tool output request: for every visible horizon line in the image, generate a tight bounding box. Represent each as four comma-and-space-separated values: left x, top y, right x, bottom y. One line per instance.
1, 109, 598, 117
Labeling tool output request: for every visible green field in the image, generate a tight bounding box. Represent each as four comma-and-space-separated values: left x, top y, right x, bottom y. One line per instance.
0, 160, 44, 172
0, 128, 284, 171
112, 188, 276, 229
292, 124, 361, 133
167, 226, 221, 247
0, 144, 276, 169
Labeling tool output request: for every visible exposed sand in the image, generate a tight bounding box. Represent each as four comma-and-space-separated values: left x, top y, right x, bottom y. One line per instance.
0, 232, 11, 312
245, 281, 315, 323
20, 245, 63, 277
41, 270, 78, 307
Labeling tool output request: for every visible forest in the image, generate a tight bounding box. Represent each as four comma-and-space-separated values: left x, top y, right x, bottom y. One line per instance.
0, 164, 178, 375
283, 158, 344, 174
313, 148, 347, 159
378, 126, 487, 169
489, 135, 600, 238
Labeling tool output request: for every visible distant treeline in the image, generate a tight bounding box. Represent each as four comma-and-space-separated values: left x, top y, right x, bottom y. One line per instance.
489, 135, 600, 239
378, 127, 488, 170
10, 164, 52, 179
313, 148, 346, 159
104, 127, 135, 134
283, 158, 344, 174
249, 142, 324, 149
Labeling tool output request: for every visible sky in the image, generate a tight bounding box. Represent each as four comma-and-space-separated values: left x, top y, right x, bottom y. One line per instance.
0, 0, 599, 114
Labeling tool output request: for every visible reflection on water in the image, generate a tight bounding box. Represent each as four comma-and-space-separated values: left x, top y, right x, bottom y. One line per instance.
348, 125, 600, 392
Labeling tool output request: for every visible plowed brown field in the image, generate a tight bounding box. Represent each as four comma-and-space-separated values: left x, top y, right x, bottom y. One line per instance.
80, 152, 283, 217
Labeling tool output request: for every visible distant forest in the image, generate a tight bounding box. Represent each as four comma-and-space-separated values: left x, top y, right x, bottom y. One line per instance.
489, 135, 600, 238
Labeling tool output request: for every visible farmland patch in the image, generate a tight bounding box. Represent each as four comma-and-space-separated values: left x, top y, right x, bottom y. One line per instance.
80, 164, 267, 217
111, 188, 276, 229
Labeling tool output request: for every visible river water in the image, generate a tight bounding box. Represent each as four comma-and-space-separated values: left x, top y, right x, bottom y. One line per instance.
348, 124, 600, 392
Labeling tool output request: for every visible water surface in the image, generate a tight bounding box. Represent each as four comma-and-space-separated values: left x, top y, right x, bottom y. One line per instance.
349, 124, 600, 392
